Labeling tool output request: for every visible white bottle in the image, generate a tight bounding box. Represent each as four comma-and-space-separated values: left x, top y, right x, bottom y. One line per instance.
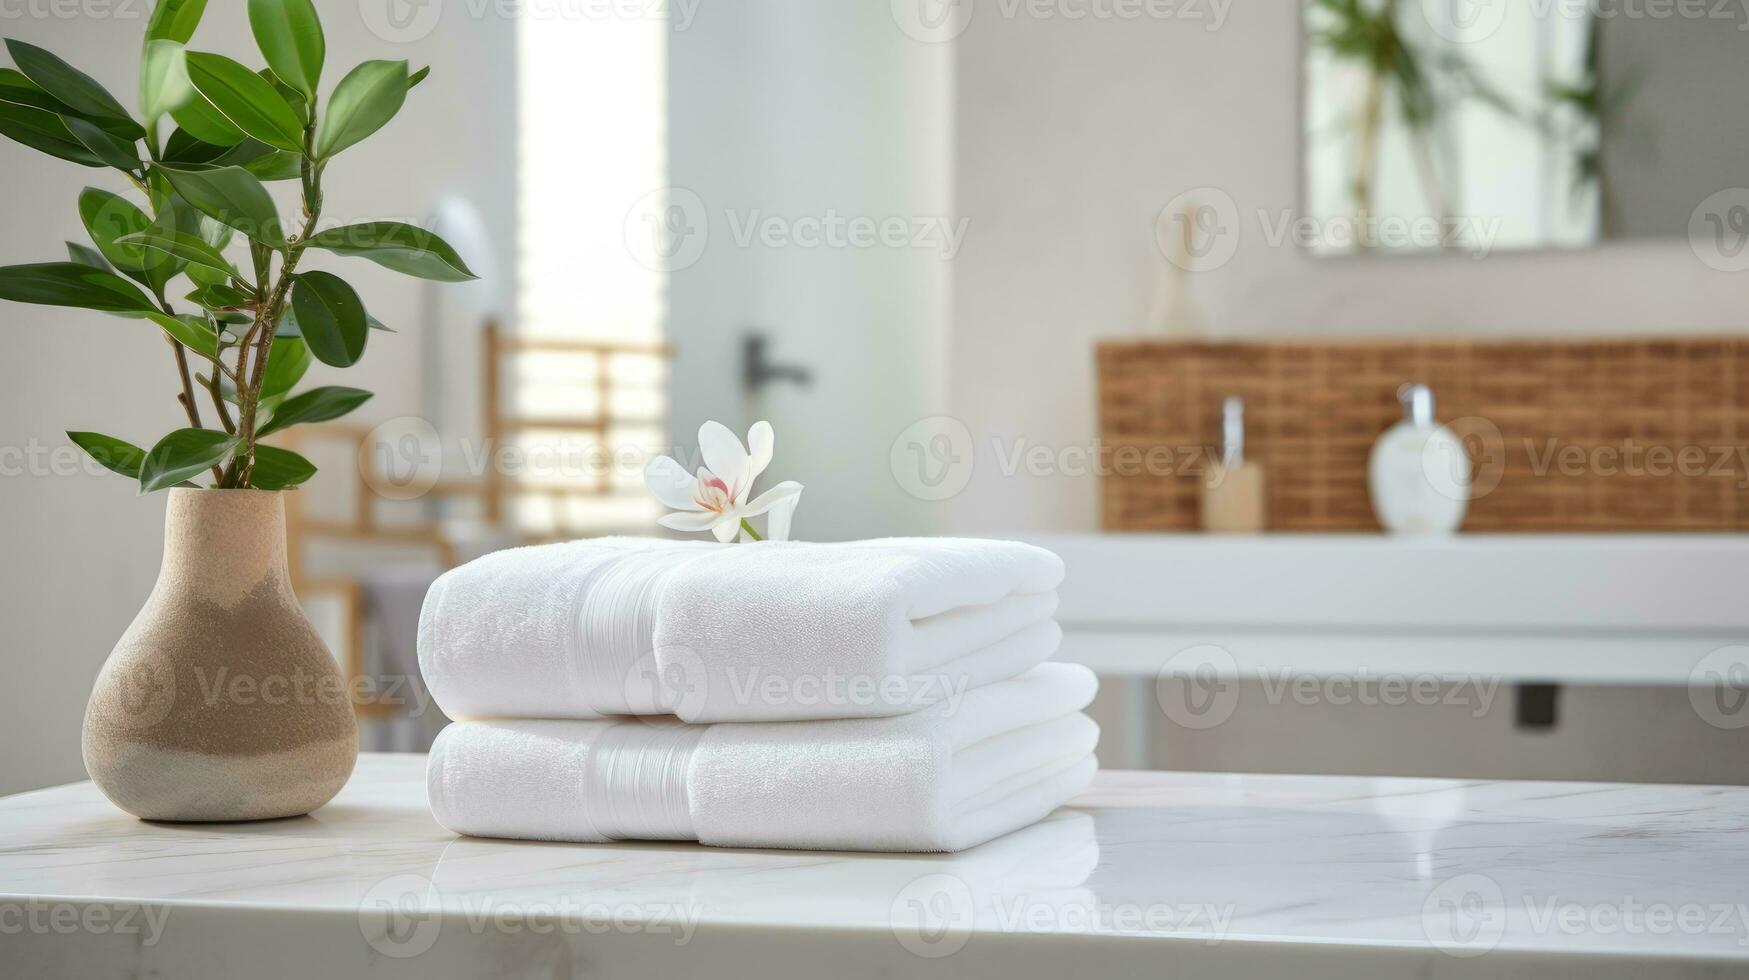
1368, 384, 1470, 535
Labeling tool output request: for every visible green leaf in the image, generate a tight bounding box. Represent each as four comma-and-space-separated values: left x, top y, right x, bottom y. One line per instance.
155, 162, 286, 248
139, 427, 236, 492
68, 431, 146, 479
77, 188, 158, 276
65, 241, 111, 271
248, 0, 324, 100
141, 179, 212, 292
0, 101, 103, 166
247, 444, 316, 490
62, 115, 141, 171
143, 310, 220, 360
186, 261, 230, 288
290, 271, 366, 367
169, 95, 246, 147
4, 39, 142, 140
183, 52, 304, 153
161, 125, 226, 163
304, 222, 478, 282
407, 66, 430, 90
0, 262, 156, 313
185, 282, 252, 310
166, 50, 245, 148
115, 227, 235, 278
315, 60, 405, 159
259, 69, 308, 121
1, 67, 138, 140
202, 137, 273, 168
258, 385, 370, 437
138, 40, 192, 125
367, 313, 393, 332
0, 67, 65, 112
260, 334, 310, 402
236, 146, 301, 180
145, 0, 210, 44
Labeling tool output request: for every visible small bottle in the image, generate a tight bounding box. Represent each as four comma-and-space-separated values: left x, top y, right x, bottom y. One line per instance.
1368, 384, 1470, 535
1202, 396, 1266, 533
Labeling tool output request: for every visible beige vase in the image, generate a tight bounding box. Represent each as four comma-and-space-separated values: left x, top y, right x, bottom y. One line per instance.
82, 488, 358, 821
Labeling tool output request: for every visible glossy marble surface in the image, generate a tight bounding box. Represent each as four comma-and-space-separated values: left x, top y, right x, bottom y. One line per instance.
2, 754, 1747, 978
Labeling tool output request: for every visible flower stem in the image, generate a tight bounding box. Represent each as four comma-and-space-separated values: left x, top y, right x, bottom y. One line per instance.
739, 518, 764, 542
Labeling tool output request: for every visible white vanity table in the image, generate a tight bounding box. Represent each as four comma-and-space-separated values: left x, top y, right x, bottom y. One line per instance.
2, 753, 1746, 978
1032, 534, 1749, 768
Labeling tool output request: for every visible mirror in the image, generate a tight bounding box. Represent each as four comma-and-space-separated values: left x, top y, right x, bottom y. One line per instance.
1302, 0, 1749, 256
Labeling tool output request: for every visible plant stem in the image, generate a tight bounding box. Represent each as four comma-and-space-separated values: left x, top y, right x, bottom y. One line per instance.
153, 291, 223, 484
226, 113, 324, 489
739, 518, 763, 541
167, 336, 203, 430
207, 367, 236, 435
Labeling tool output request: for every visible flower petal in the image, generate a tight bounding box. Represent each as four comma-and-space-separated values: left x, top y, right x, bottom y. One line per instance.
644, 456, 703, 511
740, 480, 803, 518
710, 518, 740, 543
657, 510, 721, 533
697, 421, 750, 497
766, 486, 801, 541
742, 421, 775, 502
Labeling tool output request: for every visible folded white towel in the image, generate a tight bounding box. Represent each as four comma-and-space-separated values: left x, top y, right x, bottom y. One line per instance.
418, 536, 1065, 723
426, 663, 1099, 852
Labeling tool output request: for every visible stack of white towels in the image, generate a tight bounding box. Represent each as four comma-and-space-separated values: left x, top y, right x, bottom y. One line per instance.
417, 537, 1098, 852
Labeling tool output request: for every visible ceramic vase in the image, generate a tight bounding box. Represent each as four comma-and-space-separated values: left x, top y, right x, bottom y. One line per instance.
82, 488, 357, 821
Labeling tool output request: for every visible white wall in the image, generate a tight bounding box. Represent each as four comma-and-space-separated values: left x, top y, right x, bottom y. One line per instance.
0, 0, 515, 794
945, 2, 1749, 534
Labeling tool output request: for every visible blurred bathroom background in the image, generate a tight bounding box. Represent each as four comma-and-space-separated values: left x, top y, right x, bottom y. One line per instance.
3, 0, 1748, 794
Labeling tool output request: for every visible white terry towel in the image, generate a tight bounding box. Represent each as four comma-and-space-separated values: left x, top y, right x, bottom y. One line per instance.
426, 663, 1099, 852
418, 536, 1064, 723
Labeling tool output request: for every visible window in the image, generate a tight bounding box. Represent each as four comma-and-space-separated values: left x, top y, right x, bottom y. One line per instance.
511, 10, 669, 534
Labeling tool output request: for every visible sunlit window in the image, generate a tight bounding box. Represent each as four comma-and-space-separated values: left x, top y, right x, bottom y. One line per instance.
512, 11, 669, 535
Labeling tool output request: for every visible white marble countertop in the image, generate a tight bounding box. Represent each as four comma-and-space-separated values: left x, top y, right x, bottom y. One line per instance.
3, 754, 1747, 978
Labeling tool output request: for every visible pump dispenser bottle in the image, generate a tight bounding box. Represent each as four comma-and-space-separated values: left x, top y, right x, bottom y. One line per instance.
1367, 384, 1470, 535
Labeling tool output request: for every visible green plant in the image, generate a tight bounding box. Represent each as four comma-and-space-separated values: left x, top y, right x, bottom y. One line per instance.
0, 0, 474, 492
1308, 0, 1516, 240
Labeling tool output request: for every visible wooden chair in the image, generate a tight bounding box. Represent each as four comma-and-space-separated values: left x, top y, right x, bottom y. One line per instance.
283, 320, 671, 718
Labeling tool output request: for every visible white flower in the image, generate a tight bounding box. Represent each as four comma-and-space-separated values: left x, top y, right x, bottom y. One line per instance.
644, 420, 803, 542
